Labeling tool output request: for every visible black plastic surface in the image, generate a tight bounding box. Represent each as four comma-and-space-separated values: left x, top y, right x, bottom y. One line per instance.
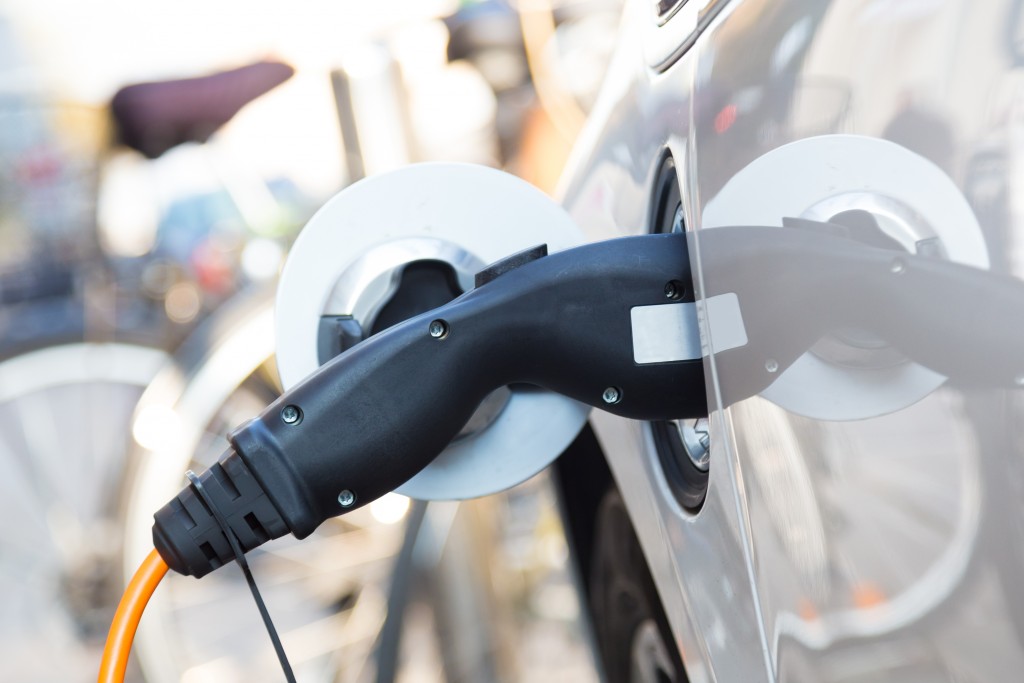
155, 232, 703, 574
474, 244, 548, 287
317, 316, 364, 366
153, 448, 289, 577
370, 260, 464, 334
230, 232, 705, 540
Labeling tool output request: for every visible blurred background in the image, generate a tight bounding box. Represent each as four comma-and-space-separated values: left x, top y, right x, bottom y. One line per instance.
0, 1, 624, 681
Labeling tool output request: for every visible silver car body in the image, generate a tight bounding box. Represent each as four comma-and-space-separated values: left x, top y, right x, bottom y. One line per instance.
560, 0, 1024, 681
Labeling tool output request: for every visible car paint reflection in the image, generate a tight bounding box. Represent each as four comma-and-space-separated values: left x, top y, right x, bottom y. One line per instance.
562, 0, 1024, 680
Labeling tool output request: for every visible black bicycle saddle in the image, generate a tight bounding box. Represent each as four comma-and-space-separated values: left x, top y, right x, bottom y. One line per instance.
111, 60, 294, 159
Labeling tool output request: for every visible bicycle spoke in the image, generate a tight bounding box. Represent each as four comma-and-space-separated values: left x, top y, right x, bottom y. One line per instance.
0, 344, 165, 682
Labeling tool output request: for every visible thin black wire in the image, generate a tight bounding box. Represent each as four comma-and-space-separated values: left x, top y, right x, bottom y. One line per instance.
186, 470, 297, 683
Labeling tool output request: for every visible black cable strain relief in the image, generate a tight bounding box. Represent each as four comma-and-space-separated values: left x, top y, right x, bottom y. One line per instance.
153, 448, 290, 577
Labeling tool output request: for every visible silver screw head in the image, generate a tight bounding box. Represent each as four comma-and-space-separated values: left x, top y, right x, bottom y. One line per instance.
664, 280, 683, 300
338, 490, 356, 507
765, 359, 779, 373
428, 319, 449, 339
890, 258, 906, 274
602, 386, 622, 404
281, 405, 302, 424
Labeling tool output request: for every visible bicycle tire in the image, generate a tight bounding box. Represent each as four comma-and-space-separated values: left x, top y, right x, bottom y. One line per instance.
0, 341, 167, 682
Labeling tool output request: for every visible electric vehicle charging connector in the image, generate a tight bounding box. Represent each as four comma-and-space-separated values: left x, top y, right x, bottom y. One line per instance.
153, 231, 707, 577
152, 223, 1024, 579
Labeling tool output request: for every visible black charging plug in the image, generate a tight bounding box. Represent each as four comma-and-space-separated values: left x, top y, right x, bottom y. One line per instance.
153, 232, 706, 577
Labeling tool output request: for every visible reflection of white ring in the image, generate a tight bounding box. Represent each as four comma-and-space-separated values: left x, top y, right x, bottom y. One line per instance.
703, 135, 988, 420
276, 163, 589, 500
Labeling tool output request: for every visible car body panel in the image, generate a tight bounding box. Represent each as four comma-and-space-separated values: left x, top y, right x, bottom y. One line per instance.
562, 0, 1024, 681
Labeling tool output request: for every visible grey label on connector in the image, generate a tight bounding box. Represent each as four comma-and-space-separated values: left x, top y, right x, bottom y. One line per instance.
631, 293, 748, 364
631, 302, 702, 363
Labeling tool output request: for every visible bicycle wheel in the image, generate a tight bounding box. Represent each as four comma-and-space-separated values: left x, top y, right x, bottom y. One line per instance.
0, 342, 168, 682
121, 290, 411, 683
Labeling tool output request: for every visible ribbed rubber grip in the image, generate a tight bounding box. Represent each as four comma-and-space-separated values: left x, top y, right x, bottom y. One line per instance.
152, 448, 289, 577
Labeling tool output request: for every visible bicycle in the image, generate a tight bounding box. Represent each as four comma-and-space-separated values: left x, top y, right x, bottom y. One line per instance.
0, 59, 305, 682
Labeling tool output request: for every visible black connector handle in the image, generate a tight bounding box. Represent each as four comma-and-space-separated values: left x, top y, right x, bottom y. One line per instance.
155, 232, 704, 576
233, 232, 705, 536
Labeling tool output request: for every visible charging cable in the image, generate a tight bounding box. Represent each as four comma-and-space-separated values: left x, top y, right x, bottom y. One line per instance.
98, 549, 168, 683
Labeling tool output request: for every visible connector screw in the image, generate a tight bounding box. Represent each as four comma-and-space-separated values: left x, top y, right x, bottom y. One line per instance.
281, 405, 302, 424
428, 319, 449, 339
765, 359, 779, 373
890, 258, 906, 275
602, 386, 622, 404
338, 490, 356, 507
664, 280, 685, 300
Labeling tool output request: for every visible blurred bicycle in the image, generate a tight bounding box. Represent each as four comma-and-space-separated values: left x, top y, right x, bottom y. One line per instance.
0, 60, 309, 682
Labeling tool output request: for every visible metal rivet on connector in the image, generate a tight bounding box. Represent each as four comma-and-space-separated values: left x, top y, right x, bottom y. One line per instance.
765, 359, 779, 373
338, 490, 356, 507
602, 386, 622, 404
428, 319, 449, 339
890, 258, 906, 275
281, 405, 302, 424
664, 280, 685, 300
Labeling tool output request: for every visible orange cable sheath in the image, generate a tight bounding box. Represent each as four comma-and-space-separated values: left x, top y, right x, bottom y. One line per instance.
98, 548, 169, 683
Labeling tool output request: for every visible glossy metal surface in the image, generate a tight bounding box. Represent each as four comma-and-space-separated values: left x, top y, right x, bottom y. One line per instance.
322, 236, 482, 324
561, 0, 1024, 680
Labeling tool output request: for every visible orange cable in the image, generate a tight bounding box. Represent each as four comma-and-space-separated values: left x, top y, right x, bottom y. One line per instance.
98, 548, 169, 683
